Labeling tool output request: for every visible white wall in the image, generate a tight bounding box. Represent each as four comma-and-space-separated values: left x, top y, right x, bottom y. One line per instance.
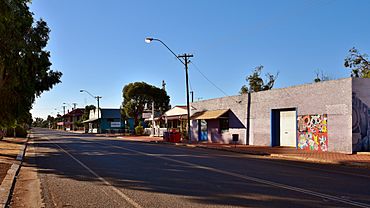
250, 78, 353, 153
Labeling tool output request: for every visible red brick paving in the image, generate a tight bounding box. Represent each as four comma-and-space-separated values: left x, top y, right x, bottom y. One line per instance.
195, 143, 370, 167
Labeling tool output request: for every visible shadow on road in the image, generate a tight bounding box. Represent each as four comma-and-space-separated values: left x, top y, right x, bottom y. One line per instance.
24, 133, 370, 208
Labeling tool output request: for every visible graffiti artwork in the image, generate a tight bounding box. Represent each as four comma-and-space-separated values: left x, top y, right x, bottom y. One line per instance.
352, 93, 370, 152
297, 114, 328, 151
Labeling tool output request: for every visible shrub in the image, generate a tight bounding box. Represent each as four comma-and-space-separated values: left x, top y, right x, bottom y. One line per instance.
135, 124, 144, 136
5, 126, 28, 138
0, 129, 5, 140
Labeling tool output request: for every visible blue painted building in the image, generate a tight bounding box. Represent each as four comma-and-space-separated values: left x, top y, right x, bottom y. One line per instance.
83, 108, 125, 133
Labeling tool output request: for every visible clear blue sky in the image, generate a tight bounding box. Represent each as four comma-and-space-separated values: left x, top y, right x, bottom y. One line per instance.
30, 0, 370, 119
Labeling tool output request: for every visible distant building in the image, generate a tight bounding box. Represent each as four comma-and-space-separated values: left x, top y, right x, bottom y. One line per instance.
56, 108, 84, 131
82, 108, 124, 133
144, 105, 194, 137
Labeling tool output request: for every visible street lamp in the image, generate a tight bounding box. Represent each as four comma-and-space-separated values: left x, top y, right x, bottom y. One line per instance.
145, 37, 193, 142
80, 89, 102, 133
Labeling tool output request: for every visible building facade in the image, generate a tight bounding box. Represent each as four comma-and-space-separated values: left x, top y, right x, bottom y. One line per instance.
62, 108, 84, 131
82, 108, 124, 133
190, 78, 370, 154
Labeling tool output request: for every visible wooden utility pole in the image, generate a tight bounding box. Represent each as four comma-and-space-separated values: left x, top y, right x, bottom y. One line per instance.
178, 53, 193, 142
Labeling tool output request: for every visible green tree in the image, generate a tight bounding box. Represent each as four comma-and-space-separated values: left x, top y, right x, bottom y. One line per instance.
121, 82, 170, 126
240, 65, 278, 94
32, 117, 45, 127
44, 115, 55, 128
344, 47, 370, 78
0, 0, 62, 128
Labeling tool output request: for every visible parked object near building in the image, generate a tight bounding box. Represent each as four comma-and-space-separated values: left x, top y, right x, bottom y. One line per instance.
163, 129, 181, 143
190, 78, 370, 154
82, 108, 125, 134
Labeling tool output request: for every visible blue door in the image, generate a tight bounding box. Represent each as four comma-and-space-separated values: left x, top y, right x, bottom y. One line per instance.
198, 120, 208, 141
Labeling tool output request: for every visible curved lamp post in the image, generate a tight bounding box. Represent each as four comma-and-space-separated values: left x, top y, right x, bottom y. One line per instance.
80, 89, 102, 133
145, 37, 193, 142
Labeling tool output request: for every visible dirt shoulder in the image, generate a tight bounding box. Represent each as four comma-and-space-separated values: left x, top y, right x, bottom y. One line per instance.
0, 137, 27, 184
0, 163, 11, 185
9, 139, 44, 208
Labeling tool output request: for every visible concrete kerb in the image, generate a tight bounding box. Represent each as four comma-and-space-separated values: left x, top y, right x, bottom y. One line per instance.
270, 154, 370, 169
269, 154, 338, 165
0, 136, 29, 208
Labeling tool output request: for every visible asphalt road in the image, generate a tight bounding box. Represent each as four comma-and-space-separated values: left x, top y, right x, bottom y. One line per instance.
26, 128, 370, 208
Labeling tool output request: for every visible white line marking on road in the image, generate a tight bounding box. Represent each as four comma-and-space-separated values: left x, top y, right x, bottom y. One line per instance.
96, 141, 370, 208
49, 141, 142, 208
93, 137, 370, 179
147, 141, 370, 179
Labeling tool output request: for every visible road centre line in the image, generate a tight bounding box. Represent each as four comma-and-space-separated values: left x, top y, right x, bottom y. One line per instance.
48, 140, 142, 208
92, 140, 370, 208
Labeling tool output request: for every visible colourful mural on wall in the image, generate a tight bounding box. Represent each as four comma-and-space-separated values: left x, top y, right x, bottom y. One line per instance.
297, 114, 328, 151
352, 93, 370, 152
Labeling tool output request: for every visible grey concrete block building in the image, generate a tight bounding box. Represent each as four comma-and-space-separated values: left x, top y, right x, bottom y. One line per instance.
190, 78, 370, 154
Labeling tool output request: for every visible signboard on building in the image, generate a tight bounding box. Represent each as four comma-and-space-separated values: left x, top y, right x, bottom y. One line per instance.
142, 112, 152, 119
111, 122, 121, 128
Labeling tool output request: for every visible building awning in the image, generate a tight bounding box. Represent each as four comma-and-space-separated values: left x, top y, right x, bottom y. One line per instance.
191, 109, 229, 120
144, 117, 162, 122
82, 118, 99, 123
165, 115, 187, 121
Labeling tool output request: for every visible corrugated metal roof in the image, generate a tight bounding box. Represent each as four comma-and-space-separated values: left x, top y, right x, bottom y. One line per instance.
163, 106, 188, 117
191, 109, 229, 120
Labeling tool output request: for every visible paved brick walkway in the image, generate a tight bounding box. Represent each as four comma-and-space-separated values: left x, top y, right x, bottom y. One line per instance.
195, 143, 370, 167
117, 135, 163, 142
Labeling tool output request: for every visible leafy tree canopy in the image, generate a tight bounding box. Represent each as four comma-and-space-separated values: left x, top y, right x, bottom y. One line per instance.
121, 82, 170, 126
344, 47, 370, 78
32, 117, 48, 128
240, 65, 278, 94
0, 0, 62, 128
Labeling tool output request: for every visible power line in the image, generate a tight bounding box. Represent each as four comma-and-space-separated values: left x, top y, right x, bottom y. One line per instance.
188, 71, 193, 92
190, 61, 229, 97
190, 61, 241, 103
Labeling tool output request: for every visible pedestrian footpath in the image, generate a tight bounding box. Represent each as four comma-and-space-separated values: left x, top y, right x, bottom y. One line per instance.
0, 137, 28, 208
192, 143, 370, 168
